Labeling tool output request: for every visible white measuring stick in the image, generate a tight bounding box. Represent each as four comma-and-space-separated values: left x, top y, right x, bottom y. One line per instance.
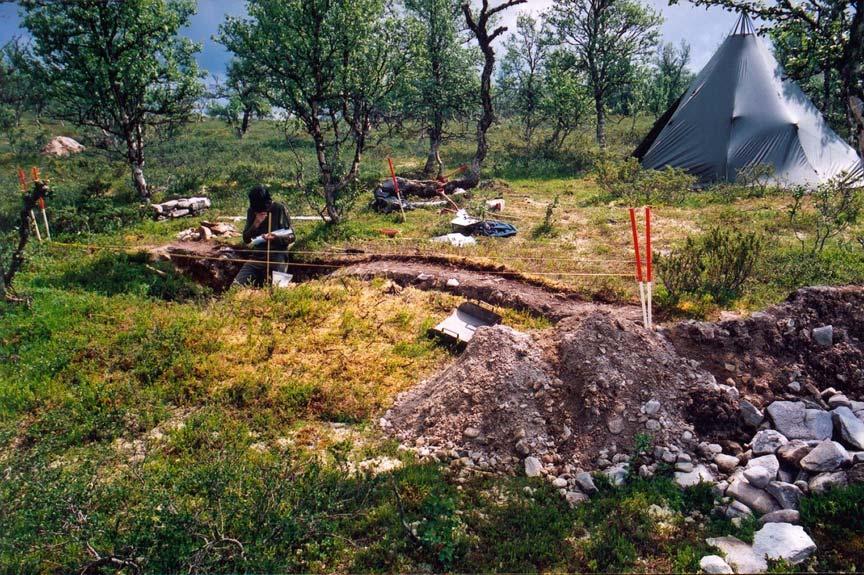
30, 210, 42, 242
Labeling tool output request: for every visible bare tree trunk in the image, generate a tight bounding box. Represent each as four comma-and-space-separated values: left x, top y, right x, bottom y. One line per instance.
423, 116, 444, 178
595, 95, 607, 149
841, 0, 864, 158
2, 187, 36, 300
126, 128, 149, 201
240, 108, 252, 138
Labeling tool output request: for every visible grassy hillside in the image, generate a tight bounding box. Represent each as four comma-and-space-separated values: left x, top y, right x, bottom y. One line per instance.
1, 117, 863, 572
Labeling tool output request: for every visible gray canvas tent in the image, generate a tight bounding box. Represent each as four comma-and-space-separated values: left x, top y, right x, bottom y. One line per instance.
636, 15, 863, 186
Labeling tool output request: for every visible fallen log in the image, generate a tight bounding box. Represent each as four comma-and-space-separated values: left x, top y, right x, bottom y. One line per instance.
378, 175, 478, 199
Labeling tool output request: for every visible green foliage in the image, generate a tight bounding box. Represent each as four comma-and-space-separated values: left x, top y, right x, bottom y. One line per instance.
207, 57, 272, 138
50, 178, 143, 236
531, 195, 560, 238
657, 227, 763, 305
548, 0, 663, 147
789, 175, 864, 253
218, 0, 407, 222
595, 156, 696, 205
800, 483, 864, 570
646, 41, 694, 117
21, 0, 204, 198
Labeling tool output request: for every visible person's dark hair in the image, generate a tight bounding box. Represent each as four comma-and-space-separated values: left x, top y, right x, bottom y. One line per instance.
248, 184, 272, 212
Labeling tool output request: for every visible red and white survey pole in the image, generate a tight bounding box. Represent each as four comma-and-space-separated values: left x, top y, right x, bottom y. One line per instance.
645, 206, 653, 329
629, 207, 648, 328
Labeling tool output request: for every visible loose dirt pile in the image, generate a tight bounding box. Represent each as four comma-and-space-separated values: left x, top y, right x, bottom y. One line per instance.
382, 309, 735, 474
382, 286, 864, 479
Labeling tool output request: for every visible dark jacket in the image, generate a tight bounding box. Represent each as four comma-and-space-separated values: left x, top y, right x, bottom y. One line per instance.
242, 201, 293, 259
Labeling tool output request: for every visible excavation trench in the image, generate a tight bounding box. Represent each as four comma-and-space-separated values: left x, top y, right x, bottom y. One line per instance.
152, 240, 639, 322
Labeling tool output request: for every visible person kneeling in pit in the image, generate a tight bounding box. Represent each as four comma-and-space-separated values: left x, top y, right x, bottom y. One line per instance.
233, 185, 294, 287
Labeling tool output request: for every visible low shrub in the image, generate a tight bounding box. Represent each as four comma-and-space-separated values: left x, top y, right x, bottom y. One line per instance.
595, 156, 696, 205
656, 227, 762, 305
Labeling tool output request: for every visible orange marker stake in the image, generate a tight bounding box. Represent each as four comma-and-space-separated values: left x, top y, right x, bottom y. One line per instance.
629, 207, 648, 328
645, 206, 653, 329
387, 157, 406, 223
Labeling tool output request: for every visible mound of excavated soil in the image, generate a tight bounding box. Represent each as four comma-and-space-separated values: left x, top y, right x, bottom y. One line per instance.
384, 286, 864, 477
383, 310, 735, 473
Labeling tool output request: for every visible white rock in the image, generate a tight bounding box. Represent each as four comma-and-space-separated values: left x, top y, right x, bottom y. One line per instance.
446, 278, 460, 287
744, 466, 773, 489
699, 555, 734, 574
752, 522, 817, 565
746, 454, 780, 479
706, 536, 767, 574
575, 471, 598, 494
552, 477, 568, 488
524, 456, 543, 478
643, 399, 661, 416
674, 464, 716, 488
604, 462, 629, 486
715, 454, 740, 474
727, 479, 781, 515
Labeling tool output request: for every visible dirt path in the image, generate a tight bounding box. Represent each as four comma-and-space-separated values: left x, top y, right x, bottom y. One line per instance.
333, 257, 642, 322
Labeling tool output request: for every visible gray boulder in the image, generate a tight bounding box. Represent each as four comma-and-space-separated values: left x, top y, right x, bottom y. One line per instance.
574, 471, 598, 494
604, 462, 629, 486
747, 454, 780, 479
752, 522, 816, 565
744, 466, 773, 489
766, 401, 833, 441
799, 440, 851, 472
765, 481, 803, 510
760, 509, 800, 524
727, 478, 781, 515
809, 471, 848, 494
740, 399, 765, 428
715, 453, 740, 474
674, 464, 716, 488
751, 430, 788, 455
833, 406, 864, 451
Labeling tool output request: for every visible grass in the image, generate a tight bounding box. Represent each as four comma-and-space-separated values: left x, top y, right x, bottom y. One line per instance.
1, 114, 863, 571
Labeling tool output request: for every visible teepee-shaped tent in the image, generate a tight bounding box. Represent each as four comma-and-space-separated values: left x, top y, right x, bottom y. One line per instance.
636, 15, 863, 185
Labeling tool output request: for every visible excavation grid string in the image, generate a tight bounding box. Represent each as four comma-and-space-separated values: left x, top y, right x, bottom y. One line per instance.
47, 241, 639, 279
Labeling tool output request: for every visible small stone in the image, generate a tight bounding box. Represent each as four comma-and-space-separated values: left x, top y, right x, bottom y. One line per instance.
751, 430, 788, 455
676, 461, 695, 473
646, 419, 662, 431
800, 440, 851, 472
788, 381, 801, 393
607, 415, 625, 434
760, 509, 800, 524
604, 463, 629, 486
565, 491, 588, 507
643, 399, 661, 416
699, 555, 734, 574
524, 456, 543, 478
575, 471, 598, 494
752, 522, 817, 564
715, 454, 740, 473
744, 466, 773, 489
463, 427, 480, 439
552, 477, 567, 488
446, 278, 460, 287
725, 500, 754, 519
811, 325, 833, 346
515, 439, 531, 457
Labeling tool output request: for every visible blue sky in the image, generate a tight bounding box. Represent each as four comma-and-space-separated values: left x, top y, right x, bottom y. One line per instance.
1, 0, 740, 75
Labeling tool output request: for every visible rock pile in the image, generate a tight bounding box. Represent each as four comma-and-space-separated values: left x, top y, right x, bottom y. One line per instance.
175, 221, 238, 242
151, 197, 211, 220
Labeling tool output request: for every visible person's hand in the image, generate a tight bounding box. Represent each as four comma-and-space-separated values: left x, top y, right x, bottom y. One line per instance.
263, 233, 276, 241
253, 211, 268, 226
